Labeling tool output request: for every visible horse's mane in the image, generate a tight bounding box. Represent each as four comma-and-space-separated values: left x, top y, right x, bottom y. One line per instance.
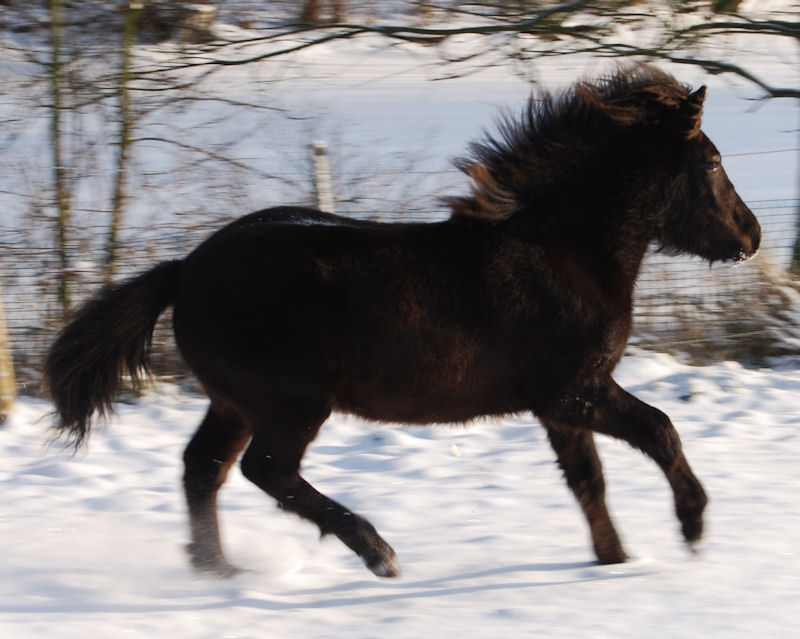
449, 64, 703, 222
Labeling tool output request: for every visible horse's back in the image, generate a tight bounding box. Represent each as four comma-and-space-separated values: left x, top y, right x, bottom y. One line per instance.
171, 208, 471, 400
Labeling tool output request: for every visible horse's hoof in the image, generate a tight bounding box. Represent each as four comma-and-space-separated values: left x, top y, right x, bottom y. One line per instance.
366, 553, 401, 578
679, 514, 704, 545
677, 480, 707, 544
212, 562, 245, 578
593, 531, 628, 565
686, 538, 703, 557
193, 559, 244, 578
595, 548, 628, 565
187, 544, 243, 578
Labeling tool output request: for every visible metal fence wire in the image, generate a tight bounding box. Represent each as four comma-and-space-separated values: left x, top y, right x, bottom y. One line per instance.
1, 199, 798, 393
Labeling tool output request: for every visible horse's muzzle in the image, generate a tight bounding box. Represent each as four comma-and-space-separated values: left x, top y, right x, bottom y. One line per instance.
727, 201, 761, 263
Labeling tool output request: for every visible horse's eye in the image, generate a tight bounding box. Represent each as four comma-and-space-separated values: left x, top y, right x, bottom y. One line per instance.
706, 160, 721, 172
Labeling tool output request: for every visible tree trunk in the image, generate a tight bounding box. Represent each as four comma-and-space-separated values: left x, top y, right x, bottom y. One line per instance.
105, 1, 140, 283
49, 0, 72, 318
0, 281, 16, 423
300, 0, 320, 24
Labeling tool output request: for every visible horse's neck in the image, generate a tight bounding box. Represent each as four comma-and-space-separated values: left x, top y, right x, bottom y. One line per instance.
519, 211, 651, 288
609, 227, 652, 286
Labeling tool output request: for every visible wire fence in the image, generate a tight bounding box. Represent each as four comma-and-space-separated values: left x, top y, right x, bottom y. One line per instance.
633, 199, 800, 361
1, 198, 798, 394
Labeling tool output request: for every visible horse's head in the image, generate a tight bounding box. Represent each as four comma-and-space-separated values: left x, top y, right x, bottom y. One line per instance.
448, 66, 762, 266
656, 87, 761, 264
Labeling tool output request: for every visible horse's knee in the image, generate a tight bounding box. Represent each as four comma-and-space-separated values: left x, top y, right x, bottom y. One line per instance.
638, 405, 684, 468
551, 436, 606, 502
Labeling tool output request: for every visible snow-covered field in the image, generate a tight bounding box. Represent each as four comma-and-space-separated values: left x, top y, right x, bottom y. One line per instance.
1, 350, 798, 638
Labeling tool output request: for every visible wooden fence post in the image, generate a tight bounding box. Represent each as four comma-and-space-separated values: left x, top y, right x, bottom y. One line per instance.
311, 141, 335, 213
0, 280, 16, 423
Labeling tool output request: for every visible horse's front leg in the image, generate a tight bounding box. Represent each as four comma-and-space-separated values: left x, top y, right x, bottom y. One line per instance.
542, 377, 708, 552
541, 419, 627, 564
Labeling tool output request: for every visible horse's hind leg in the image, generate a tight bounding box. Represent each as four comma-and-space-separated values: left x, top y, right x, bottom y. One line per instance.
542, 419, 627, 564
240, 400, 400, 578
183, 400, 252, 576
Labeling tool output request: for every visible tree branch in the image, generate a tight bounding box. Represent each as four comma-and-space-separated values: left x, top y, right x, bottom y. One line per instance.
133, 136, 305, 190
125, 2, 796, 99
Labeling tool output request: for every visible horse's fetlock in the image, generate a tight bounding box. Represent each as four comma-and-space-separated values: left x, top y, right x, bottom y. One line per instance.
595, 544, 628, 565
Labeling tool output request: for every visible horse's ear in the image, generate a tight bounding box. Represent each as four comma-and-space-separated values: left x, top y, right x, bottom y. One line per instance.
680, 85, 706, 138
688, 86, 706, 107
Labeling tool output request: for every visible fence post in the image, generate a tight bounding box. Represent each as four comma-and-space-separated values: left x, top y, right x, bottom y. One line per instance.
790, 205, 800, 277
311, 141, 335, 213
0, 280, 16, 423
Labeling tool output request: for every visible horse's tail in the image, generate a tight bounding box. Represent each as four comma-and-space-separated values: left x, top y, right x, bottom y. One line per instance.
43, 260, 183, 447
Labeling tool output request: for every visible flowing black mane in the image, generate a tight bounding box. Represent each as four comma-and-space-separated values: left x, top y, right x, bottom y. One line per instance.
450, 65, 701, 222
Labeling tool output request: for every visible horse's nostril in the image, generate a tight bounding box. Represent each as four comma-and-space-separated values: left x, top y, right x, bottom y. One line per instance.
739, 209, 761, 255
752, 231, 761, 253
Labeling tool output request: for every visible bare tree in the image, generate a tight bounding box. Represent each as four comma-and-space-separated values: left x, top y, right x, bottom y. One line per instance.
134, 1, 798, 99
105, 0, 141, 283
27, 1, 295, 306
48, 0, 73, 317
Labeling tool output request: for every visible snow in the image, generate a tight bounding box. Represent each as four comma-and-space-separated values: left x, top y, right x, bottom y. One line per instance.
1, 350, 799, 638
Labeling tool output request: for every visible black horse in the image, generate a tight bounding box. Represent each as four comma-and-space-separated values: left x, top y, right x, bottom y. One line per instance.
44, 65, 761, 579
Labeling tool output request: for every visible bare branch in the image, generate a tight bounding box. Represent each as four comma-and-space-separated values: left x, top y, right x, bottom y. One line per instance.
133, 136, 306, 191
123, 2, 796, 99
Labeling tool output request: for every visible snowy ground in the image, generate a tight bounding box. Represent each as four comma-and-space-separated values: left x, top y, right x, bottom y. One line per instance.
1, 350, 798, 638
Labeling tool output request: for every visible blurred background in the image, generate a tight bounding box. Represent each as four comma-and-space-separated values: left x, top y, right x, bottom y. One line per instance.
0, 0, 797, 408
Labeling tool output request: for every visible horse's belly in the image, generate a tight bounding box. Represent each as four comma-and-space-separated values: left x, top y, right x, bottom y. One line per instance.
330, 373, 524, 425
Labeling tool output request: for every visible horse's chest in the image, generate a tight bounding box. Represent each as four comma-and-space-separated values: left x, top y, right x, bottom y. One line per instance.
516, 265, 633, 391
